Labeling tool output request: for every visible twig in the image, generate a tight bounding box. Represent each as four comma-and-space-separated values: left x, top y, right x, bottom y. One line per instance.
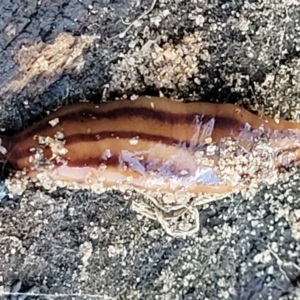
108, 0, 158, 40
268, 245, 300, 281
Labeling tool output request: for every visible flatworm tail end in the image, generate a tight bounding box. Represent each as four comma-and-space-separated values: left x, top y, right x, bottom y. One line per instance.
0, 134, 16, 185
0, 135, 11, 201
0, 135, 10, 161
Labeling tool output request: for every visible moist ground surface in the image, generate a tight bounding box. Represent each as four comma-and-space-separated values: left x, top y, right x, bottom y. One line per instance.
0, 0, 300, 299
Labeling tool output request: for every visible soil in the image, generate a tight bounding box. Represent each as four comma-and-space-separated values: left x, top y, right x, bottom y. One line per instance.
0, 0, 300, 299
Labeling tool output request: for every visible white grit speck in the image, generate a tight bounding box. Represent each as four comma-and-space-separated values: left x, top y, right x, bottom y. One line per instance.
49, 118, 59, 127
129, 137, 139, 146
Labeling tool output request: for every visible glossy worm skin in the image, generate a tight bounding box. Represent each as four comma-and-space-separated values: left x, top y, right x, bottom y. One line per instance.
1, 96, 300, 197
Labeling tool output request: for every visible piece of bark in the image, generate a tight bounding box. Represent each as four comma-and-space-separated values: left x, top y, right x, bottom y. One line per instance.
0, 0, 156, 131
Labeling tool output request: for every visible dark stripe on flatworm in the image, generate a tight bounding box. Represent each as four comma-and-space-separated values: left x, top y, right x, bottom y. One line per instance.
17, 106, 244, 141
66, 153, 189, 178
14, 131, 190, 160
68, 155, 120, 168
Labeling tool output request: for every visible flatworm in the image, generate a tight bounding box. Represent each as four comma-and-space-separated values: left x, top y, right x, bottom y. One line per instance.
1, 96, 300, 236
